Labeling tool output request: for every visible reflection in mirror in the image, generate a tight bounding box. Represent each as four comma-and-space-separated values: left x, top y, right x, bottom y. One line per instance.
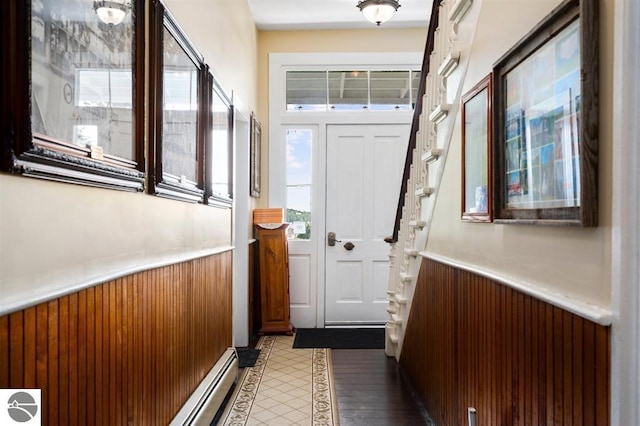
76, 69, 132, 108
31, 0, 135, 160
210, 86, 231, 199
162, 27, 199, 183
464, 87, 489, 214
461, 74, 492, 222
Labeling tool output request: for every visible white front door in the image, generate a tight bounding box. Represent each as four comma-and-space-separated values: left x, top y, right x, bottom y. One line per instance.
325, 124, 409, 325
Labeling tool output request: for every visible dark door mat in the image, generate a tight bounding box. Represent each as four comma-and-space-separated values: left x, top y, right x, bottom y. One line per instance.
293, 328, 385, 349
236, 348, 261, 368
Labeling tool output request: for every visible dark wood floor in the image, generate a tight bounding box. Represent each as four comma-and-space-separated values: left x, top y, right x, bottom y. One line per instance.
331, 349, 429, 425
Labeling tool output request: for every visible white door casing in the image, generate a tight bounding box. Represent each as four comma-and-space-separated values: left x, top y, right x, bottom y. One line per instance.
268, 52, 420, 328
325, 124, 409, 325
611, 1, 640, 424
231, 95, 251, 347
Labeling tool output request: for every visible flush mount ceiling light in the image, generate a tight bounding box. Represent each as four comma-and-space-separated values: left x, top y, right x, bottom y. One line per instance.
93, 0, 131, 26
357, 0, 401, 27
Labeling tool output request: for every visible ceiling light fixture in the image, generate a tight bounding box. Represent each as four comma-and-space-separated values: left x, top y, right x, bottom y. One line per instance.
357, 0, 401, 27
93, 0, 131, 26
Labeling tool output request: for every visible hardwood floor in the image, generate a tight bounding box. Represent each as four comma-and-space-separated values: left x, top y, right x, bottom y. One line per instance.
331, 349, 429, 425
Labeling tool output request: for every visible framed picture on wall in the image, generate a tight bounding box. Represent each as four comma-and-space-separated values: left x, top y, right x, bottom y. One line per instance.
149, 0, 206, 203
250, 112, 261, 198
492, 0, 598, 226
205, 71, 234, 207
461, 74, 492, 222
2, 0, 145, 191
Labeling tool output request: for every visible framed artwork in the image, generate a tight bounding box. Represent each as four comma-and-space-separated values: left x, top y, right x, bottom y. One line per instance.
461, 74, 492, 222
205, 70, 233, 207
492, 0, 598, 226
1, 0, 145, 191
250, 112, 261, 198
149, 0, 206, 203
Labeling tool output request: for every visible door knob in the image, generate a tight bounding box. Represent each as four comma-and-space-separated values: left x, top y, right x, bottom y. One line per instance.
327, 232, 342, 246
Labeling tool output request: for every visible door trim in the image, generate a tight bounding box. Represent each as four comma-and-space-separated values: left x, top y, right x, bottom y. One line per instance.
611, 1, 640, 423
231, 94, 251, 347
268, 52, 420, 328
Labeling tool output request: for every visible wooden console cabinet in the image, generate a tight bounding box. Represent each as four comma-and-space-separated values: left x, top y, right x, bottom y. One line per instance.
255, 223, 294, 335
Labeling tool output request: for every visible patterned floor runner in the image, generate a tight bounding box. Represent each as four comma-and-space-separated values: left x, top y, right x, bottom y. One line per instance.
221, 335, 338, 425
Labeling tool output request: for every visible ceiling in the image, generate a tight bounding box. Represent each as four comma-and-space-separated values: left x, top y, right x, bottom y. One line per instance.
247, 0, 430, 31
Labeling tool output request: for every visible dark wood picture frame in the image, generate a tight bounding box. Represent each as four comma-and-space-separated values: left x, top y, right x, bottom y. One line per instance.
149, 0, 205, 203
462, 74, 492, 223
250, 112, 261, 198
1, 0, 146, 191
205, 69, 234, 207
492, 0, 598, 226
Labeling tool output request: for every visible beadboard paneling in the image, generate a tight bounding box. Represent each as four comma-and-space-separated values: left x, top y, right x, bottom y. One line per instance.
0, 251, 233, 425
400, 257, 610, 425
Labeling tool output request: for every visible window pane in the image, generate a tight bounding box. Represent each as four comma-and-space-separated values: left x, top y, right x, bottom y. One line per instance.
411, 70, 421, 108
285, 69, 418, 112
328, 71, 368, 110
286, 71, 327, 111
31, 0, 136, 159
286, 129, 312, 240
162, 27, 198, 182
369, 70, 411, 111
211, 89, 230, 199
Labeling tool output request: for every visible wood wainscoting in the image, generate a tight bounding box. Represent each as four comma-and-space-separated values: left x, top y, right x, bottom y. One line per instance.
0, 250, 233, 425
400, 257, 610, 425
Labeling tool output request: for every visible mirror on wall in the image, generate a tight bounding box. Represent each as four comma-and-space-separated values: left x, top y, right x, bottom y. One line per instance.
2, 0, 144, 191
31, 0, 136, 160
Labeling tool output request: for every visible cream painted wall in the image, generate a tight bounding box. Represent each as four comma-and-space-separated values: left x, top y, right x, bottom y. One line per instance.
0, 174, 231, 313
0, 0, 258, 314
164, 0, 258, 115
256, 28, 427, 206
426, 0, 613, 309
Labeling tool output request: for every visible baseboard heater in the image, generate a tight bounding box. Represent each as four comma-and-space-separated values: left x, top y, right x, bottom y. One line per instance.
170, 348, 238, 425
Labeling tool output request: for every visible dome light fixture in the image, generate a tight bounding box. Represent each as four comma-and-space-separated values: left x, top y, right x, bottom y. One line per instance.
357, 0, 401, 27
93, 0, 131, 26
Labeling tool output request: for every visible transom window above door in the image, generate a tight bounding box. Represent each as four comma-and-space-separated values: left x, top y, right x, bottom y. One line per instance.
286, 69, 421, 112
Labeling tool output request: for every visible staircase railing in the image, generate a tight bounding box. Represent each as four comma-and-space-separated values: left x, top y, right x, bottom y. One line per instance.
385, 0, 475, 358
389, 0, 443, 244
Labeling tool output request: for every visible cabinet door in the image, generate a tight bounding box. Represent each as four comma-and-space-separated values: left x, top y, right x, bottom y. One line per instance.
256, 224, 293, 334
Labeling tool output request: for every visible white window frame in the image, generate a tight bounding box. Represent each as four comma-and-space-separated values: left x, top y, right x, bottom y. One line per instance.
269, 52, 420, 206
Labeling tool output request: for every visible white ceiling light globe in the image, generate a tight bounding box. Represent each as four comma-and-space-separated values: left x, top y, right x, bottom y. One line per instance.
93, 0, 130, 26
357, 0, 401, 26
